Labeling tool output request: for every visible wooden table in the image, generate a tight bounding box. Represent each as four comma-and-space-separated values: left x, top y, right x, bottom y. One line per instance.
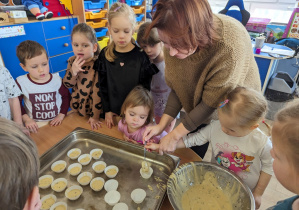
31, 112, 201, 209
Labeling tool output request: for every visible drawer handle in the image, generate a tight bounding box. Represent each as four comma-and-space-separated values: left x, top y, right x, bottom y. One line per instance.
61, 26, 66, 30
64, 43, 69, 47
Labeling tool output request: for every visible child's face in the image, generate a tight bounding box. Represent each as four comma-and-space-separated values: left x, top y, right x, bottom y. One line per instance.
20, 52, 50, 83
124, 105, 149, 131
108, 15, 134, 51
72, 32, 97, 61
218, 111, 253, 137
139, 42, 163, 61
271, 122, 299, 194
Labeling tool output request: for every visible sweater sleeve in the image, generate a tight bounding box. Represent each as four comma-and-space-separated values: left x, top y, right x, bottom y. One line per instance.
63, 56, 78, 88
163, 89, 182, 118
98, 49, 111, 114
202, 44, 251, 108
58, 83, 71, 115
182, 101, 216, 131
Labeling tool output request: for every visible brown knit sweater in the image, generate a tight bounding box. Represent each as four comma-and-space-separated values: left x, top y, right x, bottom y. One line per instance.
164, 14, 261, 131
63, 55, 102, 119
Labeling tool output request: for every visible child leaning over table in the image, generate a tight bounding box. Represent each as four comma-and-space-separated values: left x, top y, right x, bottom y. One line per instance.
119, 85, 167, 145
0, 117, 41, 210
16, 40, 70, 133
0, 65, 23, 125
266, 99, 299, 210
146, 87, 273, 209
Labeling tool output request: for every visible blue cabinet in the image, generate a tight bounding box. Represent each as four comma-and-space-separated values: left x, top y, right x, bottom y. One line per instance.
0, 17, 78, 80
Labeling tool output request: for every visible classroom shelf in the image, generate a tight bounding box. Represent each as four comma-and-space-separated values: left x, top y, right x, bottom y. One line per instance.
98, 36, 110, 49
131, 6, 144, 14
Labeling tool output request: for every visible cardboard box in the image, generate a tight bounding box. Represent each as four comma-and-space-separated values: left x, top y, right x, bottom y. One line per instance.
8, 10, 27, 18
246, 17, 271, 33
9, 17, 28, 23
0, 12, 9, 23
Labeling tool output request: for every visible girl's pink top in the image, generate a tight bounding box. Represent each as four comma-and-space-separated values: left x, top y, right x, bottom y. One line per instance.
118, 119, 167, 144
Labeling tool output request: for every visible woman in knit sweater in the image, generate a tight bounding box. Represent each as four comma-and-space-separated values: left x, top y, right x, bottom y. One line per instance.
143, 0, 261, 158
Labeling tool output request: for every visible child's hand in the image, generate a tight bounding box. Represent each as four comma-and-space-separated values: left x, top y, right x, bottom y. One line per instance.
253, 193, 262, 209
123, 134, 138, 144
71, 56, 86, 76
24, 118, 38, 133
145, 142, 160, 152
50, 113, 65, 126
105, 112, 116, 129
87, 117, 102, 130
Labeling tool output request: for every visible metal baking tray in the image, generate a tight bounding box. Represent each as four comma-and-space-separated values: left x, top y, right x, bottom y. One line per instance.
39, 127, 180, 210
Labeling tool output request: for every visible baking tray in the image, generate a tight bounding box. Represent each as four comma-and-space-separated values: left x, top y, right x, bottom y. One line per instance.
39, 127, 180, 210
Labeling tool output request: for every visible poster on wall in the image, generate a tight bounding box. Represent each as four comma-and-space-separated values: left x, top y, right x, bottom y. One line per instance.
287, 12, 299, 38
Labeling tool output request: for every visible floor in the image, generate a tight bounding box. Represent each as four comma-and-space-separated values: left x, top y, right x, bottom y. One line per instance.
201, 119, 295, 210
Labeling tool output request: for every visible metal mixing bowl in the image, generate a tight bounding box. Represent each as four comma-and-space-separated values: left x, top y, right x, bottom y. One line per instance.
167, 161, 255, 210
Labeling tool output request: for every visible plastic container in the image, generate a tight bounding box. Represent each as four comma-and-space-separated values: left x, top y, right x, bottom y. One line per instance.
131, 188, 146, 204
85, 9, 107, 19
67, 148, 81, 160
104, 165, 119, 178
95, 28, 108, 38
104, 179, 118, 192
98, 36, 109, 49
245, 17, 271, 33
265, 72, 296, 120
51, 178, 68, 192
126, 0, 144, 6
136, 13, 144, 22
86, 19, 108, 28
104, 190, 121, 206
90, 177, 105, 191
77, 172, 92, 186
78, 154, 91, 165
131, 6, 144, 14
49, 202, 67, 210
84, 1, 106, 10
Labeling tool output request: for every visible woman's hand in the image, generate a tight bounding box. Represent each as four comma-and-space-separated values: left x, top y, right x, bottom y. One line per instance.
71, 56, 86, 76
105, 112, 116, 129
157, 132, 180, 155
50, 113, 65, 126
87, 117, 102, 130
143, 124, 163, 143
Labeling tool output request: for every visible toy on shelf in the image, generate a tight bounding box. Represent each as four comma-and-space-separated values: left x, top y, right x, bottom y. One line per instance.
21, 0, 53, 20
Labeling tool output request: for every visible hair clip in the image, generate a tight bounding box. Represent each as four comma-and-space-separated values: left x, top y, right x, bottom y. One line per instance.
114, 6, 121, 12
219, 99, 229, 108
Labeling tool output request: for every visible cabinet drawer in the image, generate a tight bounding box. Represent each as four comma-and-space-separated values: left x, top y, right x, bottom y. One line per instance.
47, 36, 72, 57
43, 18, 78, 39
49, 51, 74, 72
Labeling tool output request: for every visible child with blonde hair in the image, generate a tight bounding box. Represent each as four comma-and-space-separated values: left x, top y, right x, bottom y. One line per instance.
119, 85, 166, 145
0, 117, 41, 210
97, 2, 158, 129
146, 87, 273, 208
137, 21, 176, 133
16, 40, 70, 133
267, 99, 299, 210
63, 23, 102, 130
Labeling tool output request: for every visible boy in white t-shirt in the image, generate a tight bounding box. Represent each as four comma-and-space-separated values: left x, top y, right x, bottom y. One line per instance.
16, 40, 70, 133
